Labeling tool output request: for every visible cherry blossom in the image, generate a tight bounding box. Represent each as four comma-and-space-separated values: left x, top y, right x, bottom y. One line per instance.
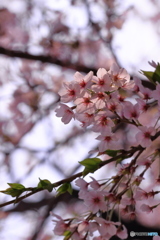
55, 103, 75, 124
95, 217, 117, 237
135, 126, 156, 148
108, 63, 130, 88
116, 224, 128, 239
83, 191, 107, 213
140, 203, 153, 213
74, 71, 93, 93
123, 101, 140, 120
51, 213, 69, 235
89, 177, 100, 190
75, 112, 94, 128
92, 68, 112, 92
74, 92, 95, 114
148, 60, 158, 68
136, 98, 149, 112
91, 91, 108, 109
75, 178, 89, 199
153, 236, 160, 240
139, 84, 152, 100
96, 132, 120, 152
152, 84, 160, 105
59, 81, 80, 102
134, 187, 148, 200
92, 111, 115, 133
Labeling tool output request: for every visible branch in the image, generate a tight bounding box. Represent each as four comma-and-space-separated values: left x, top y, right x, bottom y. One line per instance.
0, 46, 156, 90
0, 146, 144, 209
0, 46, 96, 73
0, 172, 83, 208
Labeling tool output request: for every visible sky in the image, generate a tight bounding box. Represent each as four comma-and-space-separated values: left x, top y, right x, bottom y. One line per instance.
0, 0, 160, 239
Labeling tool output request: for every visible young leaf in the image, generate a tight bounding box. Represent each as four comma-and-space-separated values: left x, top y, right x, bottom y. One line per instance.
141, 64, 160, 84
141, 70, 154, 81
1, 188, 24, 197
37, 179, 53, 192
57, 182, 73, 196
79, 158, 102, 177
8, 183, 25, 190
0, 183, 26, 198
152, 64, 160, 83
104, 149, 119, 157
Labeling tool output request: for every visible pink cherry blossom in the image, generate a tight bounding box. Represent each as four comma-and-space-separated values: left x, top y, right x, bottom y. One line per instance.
75, 112, 94, 128
75, 178, 88, 191
92, 68, 112, 92
89, 177, 100, 190
96, 132, 120, 152
132, 76, 143, 92
74, 71, 93, 93
152, 84, 160, 105
77, 220, 89, 233
148, 60, 158, 68
134, 187, 148, 200
136, 98, 149, 112
107, 98, 122, 114
116, 224, 128, 239
55, 103, 75, 124
74, 92, 95, 114
83, 191, 107, 213
153, 236, 160, 240
139, 84, 152, 100
75, 178, 88, 199
95, 217, 117, 237
51, 213, 69, 235
137, 158, 151, 168
77, 220, 98, 236
123, 102, 140, 120
120, 197, 135, 206
109, 63, 130, 88
92, 111, 115, 133
91, 92, 108, 109
135, 126, 156, 148
59, 81, 80, 102
140, 203, 153, 213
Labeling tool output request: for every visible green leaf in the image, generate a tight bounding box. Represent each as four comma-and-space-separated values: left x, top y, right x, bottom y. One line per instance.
141, 63, 160, 84
1, 188, 24, 197
57, 182, 73, 196
153, 64, 160, 83
0, 183, 26, 198
104, 149, 119, 157
79, 158, 102, 177
141, 70, 154, 81
37, 179, 53, 192
8, 183, 25, 190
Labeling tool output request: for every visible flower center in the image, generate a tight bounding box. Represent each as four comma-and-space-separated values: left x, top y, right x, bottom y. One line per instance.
93, 197, 100, 203
105, 136, 111, 142
69, 89, 75, 96
144, 132, 150, 139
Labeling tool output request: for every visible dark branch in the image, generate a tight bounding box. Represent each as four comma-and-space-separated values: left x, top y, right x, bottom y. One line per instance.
0, 46, 96, 73
0, 46, 155, 89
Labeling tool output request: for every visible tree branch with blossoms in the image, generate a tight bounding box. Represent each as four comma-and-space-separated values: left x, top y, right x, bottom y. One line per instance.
1, 61, 160, 240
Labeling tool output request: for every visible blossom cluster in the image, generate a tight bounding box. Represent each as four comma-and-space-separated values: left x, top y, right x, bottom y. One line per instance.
53, 62, 160, 239
55, 63, 160, 151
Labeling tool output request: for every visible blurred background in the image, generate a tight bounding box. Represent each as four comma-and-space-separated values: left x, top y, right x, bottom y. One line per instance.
0, 0, 160, 239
